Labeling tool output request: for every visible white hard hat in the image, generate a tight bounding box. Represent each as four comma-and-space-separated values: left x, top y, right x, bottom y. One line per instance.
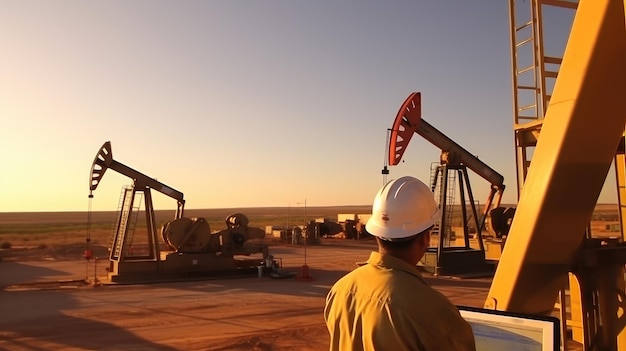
366, 176, 441, 241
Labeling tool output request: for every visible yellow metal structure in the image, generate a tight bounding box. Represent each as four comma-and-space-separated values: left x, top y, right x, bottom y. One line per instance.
617, 142, 626, 237
486, 0, 626, 350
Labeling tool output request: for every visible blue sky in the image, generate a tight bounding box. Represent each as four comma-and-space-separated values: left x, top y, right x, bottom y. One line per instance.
0, 1, 617, 212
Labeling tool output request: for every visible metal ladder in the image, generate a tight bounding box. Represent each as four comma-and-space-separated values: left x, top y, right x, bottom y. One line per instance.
430, 163, 456, 248
509, 0, 577, 195
124, 191, 142, 257
429, 163, 442, 242
442, 170, 456, 247
110, 186, 142, 260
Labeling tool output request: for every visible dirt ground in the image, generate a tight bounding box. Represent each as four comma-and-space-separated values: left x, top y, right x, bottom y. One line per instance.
0, 240, 495, 351
0, 205, 617, 350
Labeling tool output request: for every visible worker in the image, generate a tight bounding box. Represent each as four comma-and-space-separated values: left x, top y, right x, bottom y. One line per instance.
324, 176, 476, 351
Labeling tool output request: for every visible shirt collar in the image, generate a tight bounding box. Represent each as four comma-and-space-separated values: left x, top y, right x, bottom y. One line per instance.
363, 251, 428, 284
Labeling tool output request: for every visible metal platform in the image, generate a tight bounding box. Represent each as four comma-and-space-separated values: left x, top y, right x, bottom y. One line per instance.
420, 247, 495, 277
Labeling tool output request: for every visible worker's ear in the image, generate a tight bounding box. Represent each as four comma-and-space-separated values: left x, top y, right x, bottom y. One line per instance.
416, 231, 430, 247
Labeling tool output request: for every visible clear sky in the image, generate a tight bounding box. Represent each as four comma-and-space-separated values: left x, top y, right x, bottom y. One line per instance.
0, 1, 618, 212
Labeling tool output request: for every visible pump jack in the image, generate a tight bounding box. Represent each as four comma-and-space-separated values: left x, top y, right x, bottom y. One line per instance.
387, 92, 505, 276
89, 141, 269, 283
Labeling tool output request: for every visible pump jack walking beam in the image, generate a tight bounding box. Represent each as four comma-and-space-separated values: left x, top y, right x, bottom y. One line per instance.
89, 141, 185, 217
389, 92, 506, 237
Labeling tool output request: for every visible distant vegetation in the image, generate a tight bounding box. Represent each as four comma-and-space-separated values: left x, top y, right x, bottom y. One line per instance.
0, 204, 619, 249
0, 206, 370, 248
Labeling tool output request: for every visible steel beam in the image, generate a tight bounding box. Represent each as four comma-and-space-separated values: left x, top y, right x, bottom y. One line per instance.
486, 0, 626, 313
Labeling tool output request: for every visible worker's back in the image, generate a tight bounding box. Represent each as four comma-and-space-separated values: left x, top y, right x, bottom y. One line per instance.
324, 252, 476, 351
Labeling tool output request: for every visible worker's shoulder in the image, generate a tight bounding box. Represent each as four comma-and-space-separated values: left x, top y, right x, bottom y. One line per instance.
384, 271, 456, 309
386, 287, 462, 330
329, 263, 424, 293
329, 263, 371, 286
327, 263, 387, 294
388, 274, 441, 297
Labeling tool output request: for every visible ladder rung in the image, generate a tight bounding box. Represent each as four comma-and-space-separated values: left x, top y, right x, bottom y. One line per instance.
516, 20, 533, 32
541, 0, 578, 10
518, 104, 537, 112
544, 56, 562, 65
517, 66, 535, 75
516, 37, 533, 48
517, 85, 538, 91
516, 116, 541, 122
545, 71, 559, 78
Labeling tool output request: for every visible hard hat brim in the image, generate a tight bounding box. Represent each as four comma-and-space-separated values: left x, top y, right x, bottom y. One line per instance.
365, 207, 441, 241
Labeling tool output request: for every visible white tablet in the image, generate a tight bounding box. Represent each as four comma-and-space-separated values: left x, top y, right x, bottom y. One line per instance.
458, 305, 560, 351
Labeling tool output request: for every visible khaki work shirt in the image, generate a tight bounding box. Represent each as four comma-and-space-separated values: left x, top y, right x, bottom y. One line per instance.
324, 252, 476, 351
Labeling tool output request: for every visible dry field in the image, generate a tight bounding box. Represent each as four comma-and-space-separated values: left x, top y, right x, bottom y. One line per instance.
0, 206, 372, 262
0, 206, 375, 351
1, 205, 615, 350
0, 204, 620, 262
